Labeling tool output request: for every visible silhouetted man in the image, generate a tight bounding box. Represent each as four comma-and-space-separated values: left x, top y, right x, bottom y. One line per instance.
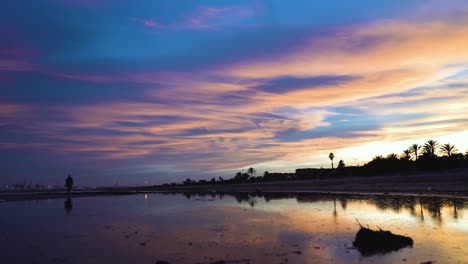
65, 175, 74, 193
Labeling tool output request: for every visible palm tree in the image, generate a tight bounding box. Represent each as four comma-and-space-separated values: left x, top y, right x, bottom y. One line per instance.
387, 153, 399, 159
372, 155, 383, 161
410, 144, 421, 161
329, 153, 335, 169
423, 139, 439, 158
338, 160, 345, 169
234, 171, 248, 182
440, 143, 457, 157
401, 149, 412, 160
247, 167, 256, 177
183, 178, 193, 185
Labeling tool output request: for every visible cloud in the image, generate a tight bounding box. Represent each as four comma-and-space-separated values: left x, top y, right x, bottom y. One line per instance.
223, 19, 468, 78
253, 75, 356, 94
0, 102, 29, 119
56, 0, 109, 7
131, 6, 257, 30
0, 59, 37, 72
131, 18, 162, 28
2, 7, 468, 184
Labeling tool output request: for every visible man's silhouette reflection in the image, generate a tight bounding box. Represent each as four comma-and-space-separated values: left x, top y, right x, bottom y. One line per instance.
64, 198, 73, 214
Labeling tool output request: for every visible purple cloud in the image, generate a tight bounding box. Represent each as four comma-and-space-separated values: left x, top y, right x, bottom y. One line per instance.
132, 6, 257, 30
131, 18, 162, 28
56, 0, 109, 7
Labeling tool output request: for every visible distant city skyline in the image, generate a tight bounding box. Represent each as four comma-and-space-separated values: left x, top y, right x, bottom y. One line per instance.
1, 0, 468, 185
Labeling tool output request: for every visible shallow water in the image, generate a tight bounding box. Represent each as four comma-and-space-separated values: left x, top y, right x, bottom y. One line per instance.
1, 192, 467, 264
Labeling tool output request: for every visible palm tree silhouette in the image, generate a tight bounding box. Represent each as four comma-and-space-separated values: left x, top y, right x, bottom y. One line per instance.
423, 139, 439, 158
372, 155, 383, 161
410, 144, 421, 161
247, 167, 256, 177
402, 149, 412, 160
329, 153, 335, 169
338, 160, 345, 168
440, 143, 457, 157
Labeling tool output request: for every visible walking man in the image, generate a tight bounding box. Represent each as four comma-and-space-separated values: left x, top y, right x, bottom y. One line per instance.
65, 175, 74, 193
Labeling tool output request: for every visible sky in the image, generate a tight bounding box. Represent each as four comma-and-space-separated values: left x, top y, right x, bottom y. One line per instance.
1, 0, 468, 186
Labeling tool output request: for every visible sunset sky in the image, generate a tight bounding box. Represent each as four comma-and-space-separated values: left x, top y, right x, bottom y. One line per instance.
1, 0, 468, 186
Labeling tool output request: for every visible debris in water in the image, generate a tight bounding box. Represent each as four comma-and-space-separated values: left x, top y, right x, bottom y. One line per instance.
353, 220, 413, 256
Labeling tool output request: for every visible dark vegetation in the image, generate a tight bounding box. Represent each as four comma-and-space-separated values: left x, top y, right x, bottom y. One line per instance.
159, 140, 468, 187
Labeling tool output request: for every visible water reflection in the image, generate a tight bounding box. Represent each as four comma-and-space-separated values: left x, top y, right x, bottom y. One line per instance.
64, 198, 72, 214
172, 192, 467, 223
150, 192, 468, 262
1, 192, 467, 264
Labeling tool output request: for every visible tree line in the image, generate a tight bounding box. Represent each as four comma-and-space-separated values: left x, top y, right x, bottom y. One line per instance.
159, 139, 468, 187
349, 140, 468, 176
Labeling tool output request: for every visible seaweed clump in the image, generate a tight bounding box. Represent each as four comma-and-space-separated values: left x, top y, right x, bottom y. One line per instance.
353, 222, 413, 256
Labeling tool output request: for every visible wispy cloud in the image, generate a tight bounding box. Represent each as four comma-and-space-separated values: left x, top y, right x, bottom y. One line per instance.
223, 20, 468, 78
132, 6, 257, 30
131, 18, 162, 28
56, 0, 109, 7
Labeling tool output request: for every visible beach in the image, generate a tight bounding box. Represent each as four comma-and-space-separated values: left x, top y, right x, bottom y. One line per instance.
2, 169, 466, 203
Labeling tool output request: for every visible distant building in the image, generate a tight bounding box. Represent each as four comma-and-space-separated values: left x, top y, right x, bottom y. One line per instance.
295, 168, 334, 179
263, 172, 295, 181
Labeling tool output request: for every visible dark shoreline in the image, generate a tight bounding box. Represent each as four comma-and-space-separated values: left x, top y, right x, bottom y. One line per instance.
1, 172, 467, 202
1, 189, 467, 203
143, 172, 468, 196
